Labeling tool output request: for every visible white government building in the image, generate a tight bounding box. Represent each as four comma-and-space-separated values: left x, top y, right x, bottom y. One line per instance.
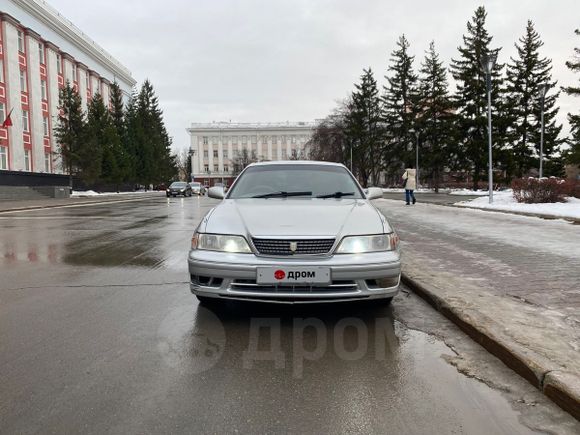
187, 121, 315, 186
0, 0, 135, 174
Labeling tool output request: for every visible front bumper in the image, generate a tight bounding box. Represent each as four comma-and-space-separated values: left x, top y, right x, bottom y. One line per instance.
188, 250, 401, 304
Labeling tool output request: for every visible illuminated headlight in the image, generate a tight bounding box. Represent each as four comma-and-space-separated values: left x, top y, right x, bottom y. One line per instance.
336, 234, 399, 254
180, 189, 185, 192
191, 233, 252, 253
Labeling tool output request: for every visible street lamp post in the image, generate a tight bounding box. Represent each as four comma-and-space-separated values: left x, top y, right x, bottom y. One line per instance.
538, 84, 548, 179
415, 131, 420, 188
480, 52, 497, 204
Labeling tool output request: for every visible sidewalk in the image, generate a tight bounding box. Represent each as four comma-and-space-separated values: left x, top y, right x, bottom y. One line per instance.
0, 192, 163, 213
376, 199, 580, 420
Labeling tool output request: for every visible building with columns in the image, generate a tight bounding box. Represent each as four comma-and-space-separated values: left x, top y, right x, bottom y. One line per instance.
0, 0, 135, 175
187, 121, 315, 186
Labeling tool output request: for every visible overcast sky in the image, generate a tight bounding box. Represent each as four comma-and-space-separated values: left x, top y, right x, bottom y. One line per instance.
49, 0, 580, 150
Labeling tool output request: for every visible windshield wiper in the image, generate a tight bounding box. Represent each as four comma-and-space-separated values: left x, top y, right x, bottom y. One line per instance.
316, 191, 355, 198
252, 191, 313, 198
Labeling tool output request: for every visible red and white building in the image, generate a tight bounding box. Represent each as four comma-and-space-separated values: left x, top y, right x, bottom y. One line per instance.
0, 0, 135, 174
187, 121, 315, 186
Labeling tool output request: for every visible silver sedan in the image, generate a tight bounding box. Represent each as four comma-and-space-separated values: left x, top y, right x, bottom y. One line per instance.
188, 161, 401, 304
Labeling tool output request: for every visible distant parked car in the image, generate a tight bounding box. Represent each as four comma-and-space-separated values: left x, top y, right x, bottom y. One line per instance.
166, 181, 192, 197
189, 182, 206, 195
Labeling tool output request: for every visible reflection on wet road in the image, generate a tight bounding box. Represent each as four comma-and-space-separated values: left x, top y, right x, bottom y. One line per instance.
0, 196, 576, 434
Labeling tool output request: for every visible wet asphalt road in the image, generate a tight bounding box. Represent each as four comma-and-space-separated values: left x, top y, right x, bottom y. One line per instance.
0, 195, 576, 434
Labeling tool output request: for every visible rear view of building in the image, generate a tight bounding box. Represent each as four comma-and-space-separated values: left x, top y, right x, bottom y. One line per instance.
0, 0, 135, 177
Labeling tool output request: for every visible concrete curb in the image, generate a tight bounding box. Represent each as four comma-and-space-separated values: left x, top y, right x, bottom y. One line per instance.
0, 194, 163, 214
401, 273, 580, 421
448, 204, 580, 224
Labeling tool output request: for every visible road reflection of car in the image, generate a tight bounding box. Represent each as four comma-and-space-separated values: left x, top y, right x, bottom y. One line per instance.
188, 161, 401, 305
166, 181, 192, 197
189, 182, 206, 196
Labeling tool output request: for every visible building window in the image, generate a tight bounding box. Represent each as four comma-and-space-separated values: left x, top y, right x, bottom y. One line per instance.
20, 69, 27, 93
272, 135, 277, 144
213, 164, 218, 172
282, 135, 287, 144
212, 136, 217, 145
38, 43, 45, 64
213, 150, 218, 158
17, 31, 24, 52
204, 164, 209, 173
242, 136, 247, 145
72, 64, 77, 80
223, 149, 228, 158
221, 136, 228, 144
57, 54, 62, 74
43, 117, 49, 136
282, 149, 287, 159
232, 136, 238, 144
261, 136, 268, 144
41, 80, 47, 100
251, 136, 257, 144
86, 74, 90, 88
203, 150, 208, 158
0, 146, 7, 170
202, 136, 208, 145
44, 153, 51, 172
0, 59, 4, 83
22, 110, 29, 132
0, 102, 5, 123
291, 135, 296, 144
24, 149, 31, 171
224, 164, 229, 173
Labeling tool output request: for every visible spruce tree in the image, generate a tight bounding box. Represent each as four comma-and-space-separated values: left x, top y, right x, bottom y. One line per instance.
83, 94, 111, 185
135, 80, 176, 186
506, 20, 562, 177
54, 82, 86, 189
450, 6, 505, 189
563, 29, 580, 165
416, 41, 455, 191
345, 68, 382, 186
382, 35, 418, 178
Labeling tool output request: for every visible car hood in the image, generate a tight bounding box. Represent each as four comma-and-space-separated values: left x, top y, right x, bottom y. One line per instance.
200, 198, 391, 238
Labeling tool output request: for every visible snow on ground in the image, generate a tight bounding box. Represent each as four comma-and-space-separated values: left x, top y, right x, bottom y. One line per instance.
448, 189, 492, 196
71, 190, 155, 198
382, 188, 442, 194
455, 190, 580, 220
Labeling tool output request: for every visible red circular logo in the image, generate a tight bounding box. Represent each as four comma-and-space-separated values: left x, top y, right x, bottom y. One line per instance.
274, 270, 286, 280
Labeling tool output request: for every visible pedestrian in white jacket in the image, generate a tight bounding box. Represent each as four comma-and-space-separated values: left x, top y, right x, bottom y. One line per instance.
402, 166, 417, 205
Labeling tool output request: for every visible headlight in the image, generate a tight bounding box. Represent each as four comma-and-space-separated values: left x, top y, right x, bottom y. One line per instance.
191, 233, 252, 253
180, 189, 185, 192
336, 233, 399, 253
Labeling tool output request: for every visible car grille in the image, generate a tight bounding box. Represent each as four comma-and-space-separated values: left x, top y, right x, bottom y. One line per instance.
252, 238, 335, 255
230, 279, 358, 293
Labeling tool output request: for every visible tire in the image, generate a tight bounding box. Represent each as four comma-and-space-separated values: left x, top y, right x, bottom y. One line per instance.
166, 194, 170, 197
196, 295, 221, 307
377, 297, 393, 306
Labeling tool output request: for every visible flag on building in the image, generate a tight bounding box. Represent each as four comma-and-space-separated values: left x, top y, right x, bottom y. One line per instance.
2, 108, 13, 128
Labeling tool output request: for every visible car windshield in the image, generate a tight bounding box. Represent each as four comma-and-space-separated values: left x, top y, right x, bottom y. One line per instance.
227, 164, 364, 199
190, 182, 200, 186
170, 182, 187, 188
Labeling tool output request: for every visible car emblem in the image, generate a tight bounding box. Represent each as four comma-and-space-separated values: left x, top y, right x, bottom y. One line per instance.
289, 242, 298, 253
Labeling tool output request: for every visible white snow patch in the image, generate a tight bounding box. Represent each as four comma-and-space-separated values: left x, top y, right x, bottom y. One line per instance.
71, 190, 154, 198
455, 190, 580, 220
449, 189, 493, 196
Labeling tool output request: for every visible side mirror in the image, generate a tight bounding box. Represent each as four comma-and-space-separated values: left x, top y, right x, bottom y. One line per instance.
365, 187, 383, 200
208, 186, 225, 199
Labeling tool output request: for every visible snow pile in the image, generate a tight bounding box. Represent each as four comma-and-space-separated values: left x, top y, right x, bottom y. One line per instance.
455, 190, 580, 220
449, 189, 492, 196
71, 190, 153, 198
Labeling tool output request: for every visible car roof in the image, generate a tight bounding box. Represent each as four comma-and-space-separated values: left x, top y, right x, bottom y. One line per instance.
248, 160, 346, 168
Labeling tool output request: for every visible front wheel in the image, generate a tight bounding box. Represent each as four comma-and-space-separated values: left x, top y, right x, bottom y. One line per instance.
196, 295, 221, 307
377, 297, 393, 306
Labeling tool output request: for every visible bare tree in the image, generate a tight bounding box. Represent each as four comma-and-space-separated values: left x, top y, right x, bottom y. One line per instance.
174, 149, 190, 181
232, 149, 257, 175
